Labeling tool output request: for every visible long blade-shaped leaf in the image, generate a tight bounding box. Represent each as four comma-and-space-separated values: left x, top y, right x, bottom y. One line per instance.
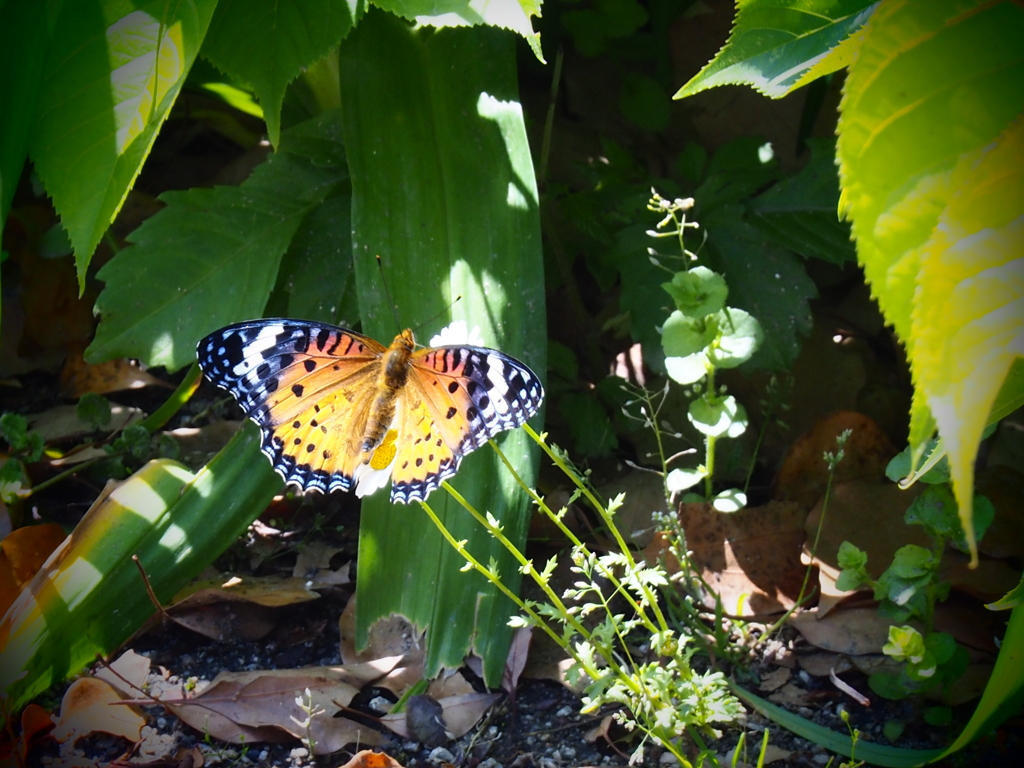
340, 8, 545, 685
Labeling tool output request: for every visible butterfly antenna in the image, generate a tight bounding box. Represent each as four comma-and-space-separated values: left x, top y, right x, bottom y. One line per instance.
376, 255, 405, 332
415, 294, 463, 336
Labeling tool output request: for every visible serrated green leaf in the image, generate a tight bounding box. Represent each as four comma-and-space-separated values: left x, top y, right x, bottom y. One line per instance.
30, 0, 218, 286
202, 0, 362, 147
836, 540, 866, 570
748, 138, 856, 264
676, 0, 875, 99
378, 0, 544, 62
88, 111, 348, 370
701, 205, 816, 370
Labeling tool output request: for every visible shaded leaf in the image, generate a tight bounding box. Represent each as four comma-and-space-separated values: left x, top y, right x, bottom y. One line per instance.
202, 0, 362, 147
51, 677, 146, 744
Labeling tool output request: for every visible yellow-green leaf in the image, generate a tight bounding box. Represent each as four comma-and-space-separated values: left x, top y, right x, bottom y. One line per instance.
911, 118, 1024, 561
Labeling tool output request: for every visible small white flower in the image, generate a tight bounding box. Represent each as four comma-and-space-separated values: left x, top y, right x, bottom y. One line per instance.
430, 320, 484, 347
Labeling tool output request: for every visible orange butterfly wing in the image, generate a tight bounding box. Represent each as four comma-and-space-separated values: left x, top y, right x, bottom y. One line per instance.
197, 320, 386, 493
198, 320, 544, 503
387, 345, 545, 503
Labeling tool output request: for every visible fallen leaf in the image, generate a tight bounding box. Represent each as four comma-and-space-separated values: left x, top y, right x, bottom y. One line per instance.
757, 667, 791, 692
95, 649, 152, 700
60, 347, 170, 397
465, 626, 531, 695
776, 411, 895, 509
725, 742, 792, 766
789, 607, 916, 656
51, 678, 146, 744
426, 669, 476, 700
1, 522, 68, 587
766, 681, 814, 708
164, 666, 389, 755
27, 404, 144, 443
339, 596, 425, 695
337, 750, 405, 768
797, 653, 851, 678
656, 501, 808, 616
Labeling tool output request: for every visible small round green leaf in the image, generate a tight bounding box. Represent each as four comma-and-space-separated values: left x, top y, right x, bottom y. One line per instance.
662, 310, 716, 357
688, 395, 745, 437
665, 352, 708, 385
662, 266, 728, 317
708, 307, 763, 368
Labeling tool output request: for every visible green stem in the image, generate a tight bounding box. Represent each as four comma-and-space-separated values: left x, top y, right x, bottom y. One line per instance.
139, 363, 202, 434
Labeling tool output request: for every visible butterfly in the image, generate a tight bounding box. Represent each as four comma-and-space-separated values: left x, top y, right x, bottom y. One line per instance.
196, 319, 544, 504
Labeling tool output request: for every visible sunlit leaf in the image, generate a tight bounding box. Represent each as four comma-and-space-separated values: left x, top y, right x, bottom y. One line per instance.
675, 0, 876, 99
30, 0, 217, 285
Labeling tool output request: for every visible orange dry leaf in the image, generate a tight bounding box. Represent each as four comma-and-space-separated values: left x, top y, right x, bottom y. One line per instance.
1, 522, 67, 587
775, 411, 895, 508
338, 750, 405, 768
51, 677, 146, 745
60, 342, 170, 397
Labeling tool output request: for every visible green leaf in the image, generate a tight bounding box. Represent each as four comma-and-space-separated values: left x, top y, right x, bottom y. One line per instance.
560, 0, 645, 57
676, 0, 875, 99
688, 396, 747, 439
0, 412, 31, 452
701, 205, 816, 370
201, 0, 362, 147
662, 266, 727, 317
340, 9, 544, 686
903, 484, 959, 538
378, 0, 544, 62
30, 0, 218, 286
926, 632, 956, 666
0, 1, 59, 227
665, 352, 709, 385
619, 73, 670, 132
76, 392, 112, 430
729, 683, 944, 766
0, 426, 281, 712
924, 706, 952, 727
87, 111, 348, 371
886, 440, 950, 485
869, 671, 911, 701
666, 467, 705, 493
888, 545, 935, 580
748, 138, 856, 265
562, 390, 618, 458
836, 541, 867, 571
987, 572, 1024, 611
836, 1, 1024, 564
662, 310, 716, 358
708, 307, 762, 369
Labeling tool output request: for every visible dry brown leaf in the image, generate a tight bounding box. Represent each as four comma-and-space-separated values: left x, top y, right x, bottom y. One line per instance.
725, 742, 792, 766
426, 669, 476, 700
657, 501, 807, 616
95, 649, 152, 699
756, 667, 791, 692
172, 574, 322, 608
164, 666, 387, 755
337, 750, 405, 768
27, 404, 143, 443
766, 681, 814, 708
51, 678, 146, 744
789, 607, 916, 656
797, 653, 851, 678
61, 349, 170, 397
339, 596, 426, 695
465, 626, 532, 694
776, 411, 895, 509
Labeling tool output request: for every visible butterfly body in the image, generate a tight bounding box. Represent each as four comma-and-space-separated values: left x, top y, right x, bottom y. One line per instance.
197, 319, 543, 503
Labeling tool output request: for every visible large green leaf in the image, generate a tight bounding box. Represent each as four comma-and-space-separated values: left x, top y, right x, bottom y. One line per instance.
836, 0, 1024, 560
88, 111, 350, 371
29, 0, 217, 287
340, 8, 545, 685
0, 0, 62, 228
201, 0, 363, 148
748, 138, 856, 265
0, 425, 281, 712
377, 0, 544, 61
676, 0, 875, 99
